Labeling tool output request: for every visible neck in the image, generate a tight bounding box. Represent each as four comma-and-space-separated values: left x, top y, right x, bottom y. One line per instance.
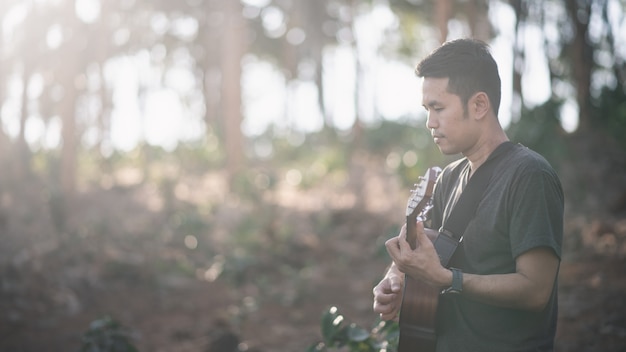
465, 130, 509, 176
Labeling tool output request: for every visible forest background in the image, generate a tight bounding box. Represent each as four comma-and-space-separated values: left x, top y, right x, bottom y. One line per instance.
1, 0, 626, 351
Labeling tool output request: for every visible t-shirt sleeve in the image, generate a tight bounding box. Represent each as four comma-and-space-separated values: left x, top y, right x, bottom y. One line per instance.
508, 164, 564, 259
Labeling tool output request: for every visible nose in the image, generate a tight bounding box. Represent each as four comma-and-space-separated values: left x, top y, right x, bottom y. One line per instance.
426, 112, 437, 130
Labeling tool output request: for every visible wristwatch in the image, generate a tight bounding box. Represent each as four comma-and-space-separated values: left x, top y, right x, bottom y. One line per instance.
442, 268, 463, 294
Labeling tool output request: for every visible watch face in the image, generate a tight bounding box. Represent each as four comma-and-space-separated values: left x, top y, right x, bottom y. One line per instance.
442, 287, 461, 295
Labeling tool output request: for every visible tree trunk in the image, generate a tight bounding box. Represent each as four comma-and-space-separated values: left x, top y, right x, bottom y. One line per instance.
58, 3, 83, 207
0, 8, 9, 162
511, 0, 526, 119
97, 64, 112, 157
221, 0, 246, 185
60, 77, 78, 198
435, 0, 452, 43
564, 0, 593, 133
201, 2, 221, 141
466, 0, 491, 41
18, 66, 31, 177
350, 0, 364, 147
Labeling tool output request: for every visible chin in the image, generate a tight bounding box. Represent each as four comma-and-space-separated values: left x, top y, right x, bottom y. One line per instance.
436, 144, 454, 155
439, 146, 461, 156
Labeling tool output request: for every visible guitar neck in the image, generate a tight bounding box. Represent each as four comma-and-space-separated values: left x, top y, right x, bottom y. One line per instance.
405, 216, 417, 250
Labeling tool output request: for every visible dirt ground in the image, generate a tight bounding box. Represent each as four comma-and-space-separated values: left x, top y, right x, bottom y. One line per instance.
1, 152, 625, 352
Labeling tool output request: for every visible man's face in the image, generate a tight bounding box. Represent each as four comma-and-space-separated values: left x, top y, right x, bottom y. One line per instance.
421, 77, 476, 156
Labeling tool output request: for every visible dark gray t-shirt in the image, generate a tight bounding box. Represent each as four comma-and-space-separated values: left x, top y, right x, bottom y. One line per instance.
430, 142, 564, 352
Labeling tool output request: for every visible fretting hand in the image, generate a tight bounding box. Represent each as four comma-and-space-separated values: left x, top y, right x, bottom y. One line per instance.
385, 222, 451, 289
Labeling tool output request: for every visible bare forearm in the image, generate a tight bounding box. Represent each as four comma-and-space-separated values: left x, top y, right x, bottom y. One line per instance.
451, 248, 560, 311
461, 272, 552, 311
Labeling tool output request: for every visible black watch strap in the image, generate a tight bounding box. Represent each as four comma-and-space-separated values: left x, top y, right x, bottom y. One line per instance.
442, 268, 463, 294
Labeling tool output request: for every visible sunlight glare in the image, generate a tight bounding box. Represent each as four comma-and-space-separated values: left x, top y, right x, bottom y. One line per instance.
386, 152, 402, 171
107, 57, 142, 151
560, 99, 579, 133
203, 255, 225, 282
522, 25, 551, 107
241, 0, 271, 7
46, 24, 63, 49
285, 169, 302, 187
2, 3, 28, 44
184, 235, 198, 250
144, 90, 183, 151
375, 61, 421, 120
44, 116, 62, 149
75, 0, 101, 24
261, 6, 285, 38
286, 27, 306, 45
242, 59, 286, 136
402, 150, 418, 167
323, 46, 356, 131
25, 117, 45, 148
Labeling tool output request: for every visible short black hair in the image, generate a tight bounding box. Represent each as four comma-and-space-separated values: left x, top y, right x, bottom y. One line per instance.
416, 38, 501, 116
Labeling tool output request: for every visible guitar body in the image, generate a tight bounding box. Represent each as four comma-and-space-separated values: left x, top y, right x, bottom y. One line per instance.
398, 277, 439, 351
397, 167, 441, 352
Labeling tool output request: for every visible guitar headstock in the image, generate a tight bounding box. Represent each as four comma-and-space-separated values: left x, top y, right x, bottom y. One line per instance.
405, 166, 441, 223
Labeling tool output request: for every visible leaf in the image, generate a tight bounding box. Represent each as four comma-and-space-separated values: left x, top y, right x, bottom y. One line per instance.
347, 324, 370, 342
321, 307, 344, 343
306, 342, 327, 352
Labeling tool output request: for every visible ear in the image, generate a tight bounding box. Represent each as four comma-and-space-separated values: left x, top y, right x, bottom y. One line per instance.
470, 92, 491, 120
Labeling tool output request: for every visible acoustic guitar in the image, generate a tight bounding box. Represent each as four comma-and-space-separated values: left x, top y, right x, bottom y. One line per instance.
397, 166, 441, 352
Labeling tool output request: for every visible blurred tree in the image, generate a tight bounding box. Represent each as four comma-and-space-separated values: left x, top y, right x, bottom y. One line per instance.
4, 2, 51, 177
196, 0, 223, 142
0, 0, 624, 201
221, 0, 247, 183
435, 0, 453, 42
563, 0, 593, 133
508, 0, 625, 136
244, 0, 340, 129
509, 0, 527, 111
297, 0, 337, 128
56, 2, 82, 199
0, 1, 16, 159
385, 0, 492, 53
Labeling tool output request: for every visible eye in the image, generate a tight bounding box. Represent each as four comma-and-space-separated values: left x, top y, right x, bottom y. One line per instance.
423, 104, 444, 112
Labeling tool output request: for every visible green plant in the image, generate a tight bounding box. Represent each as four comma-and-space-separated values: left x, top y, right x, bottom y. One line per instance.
307, 306, 399, 352
79, 316, 139, 352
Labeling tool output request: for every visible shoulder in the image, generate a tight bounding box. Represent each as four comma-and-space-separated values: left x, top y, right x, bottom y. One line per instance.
501, 144, 563, 199
505, 144, 560, 180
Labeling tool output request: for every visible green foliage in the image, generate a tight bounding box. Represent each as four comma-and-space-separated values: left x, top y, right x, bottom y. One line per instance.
260, 120, 448, 190
308, 306, 399, 352
361, 119, 430, 156
230, 167, 278, 201
79, 316, 138, 352
173, 139, 224, 172
169, 209, 210, 239
375, 224, 401, 260
507, 99, 569, 167
593, 84, 626, 148
361, 119, 448, 187
220, 249, 260, 286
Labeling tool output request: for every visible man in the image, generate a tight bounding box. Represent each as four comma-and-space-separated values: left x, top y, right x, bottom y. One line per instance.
372, 38, 564, 351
